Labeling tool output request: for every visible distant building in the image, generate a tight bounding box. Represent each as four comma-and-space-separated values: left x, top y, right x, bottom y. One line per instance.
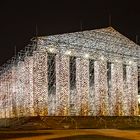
0, 27, 140, 118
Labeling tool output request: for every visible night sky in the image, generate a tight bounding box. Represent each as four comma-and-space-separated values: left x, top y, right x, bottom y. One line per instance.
0, 0, 140, 65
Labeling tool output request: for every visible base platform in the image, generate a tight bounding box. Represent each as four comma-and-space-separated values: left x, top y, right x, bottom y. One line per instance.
0, 116, 140, 130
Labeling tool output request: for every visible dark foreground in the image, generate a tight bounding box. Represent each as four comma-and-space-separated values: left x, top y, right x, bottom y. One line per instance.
0, 116, 140, 139
0, 129, 140, 140
1, 116, 140, 129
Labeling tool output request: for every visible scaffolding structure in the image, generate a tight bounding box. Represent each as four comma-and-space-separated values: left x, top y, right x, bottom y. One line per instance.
0, 27, 140, 118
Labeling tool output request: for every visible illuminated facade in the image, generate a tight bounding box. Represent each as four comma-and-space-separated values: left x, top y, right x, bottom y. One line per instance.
0, 27, 140, 118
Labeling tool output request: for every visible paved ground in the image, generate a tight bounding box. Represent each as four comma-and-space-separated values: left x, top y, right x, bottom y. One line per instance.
0, 129, 140, 140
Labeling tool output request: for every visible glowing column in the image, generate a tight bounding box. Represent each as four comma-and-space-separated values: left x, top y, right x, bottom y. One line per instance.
0, 77, 2, 118
0, 76, 4, 118
11, 66, 17, 117
16, 61, 26, 117
94, 60, 108, 116
76, 58, 89, 116
3, 72, 9, 118
126, 63, 138, 115
131, 63, 138, 115
110, 62, 123, 116
55, 54, 70, 116
8, 70, 13, 118
24, 56, 34, 116
1, 76, 5, 118
2, 76, 5, 118
4, 73, 8, 118
55, 54, 60, 116
33, 51, 48, 116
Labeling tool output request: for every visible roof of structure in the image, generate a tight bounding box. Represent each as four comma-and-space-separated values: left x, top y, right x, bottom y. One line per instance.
38, 27, 140, 59
0, 26, 140, 74
39, 26, 139, 48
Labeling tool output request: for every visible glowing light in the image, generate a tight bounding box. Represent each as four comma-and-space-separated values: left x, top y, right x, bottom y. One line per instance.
128, 60, 133, 65
100, 56, 105, 61
84, 53, 89, 58
65, 50, 71, 55
48, 48, 56, 53
33, 51, 48, 116
76, 58, 89, 115
115, 59, 121, 63
56, 54, 69, 116
138, 95, 140, 104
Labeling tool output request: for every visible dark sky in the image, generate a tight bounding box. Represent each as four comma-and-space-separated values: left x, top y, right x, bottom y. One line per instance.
0, 0, 140, 65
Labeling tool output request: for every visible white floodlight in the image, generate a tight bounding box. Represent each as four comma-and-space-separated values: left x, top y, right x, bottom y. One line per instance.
100, 56, 105, 61
84, 53, 89, 58
65, 50, 72, 55
48, 48, 56, 53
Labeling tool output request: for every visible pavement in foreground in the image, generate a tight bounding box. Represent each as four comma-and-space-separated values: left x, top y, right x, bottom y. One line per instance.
0, 129, 140, 140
